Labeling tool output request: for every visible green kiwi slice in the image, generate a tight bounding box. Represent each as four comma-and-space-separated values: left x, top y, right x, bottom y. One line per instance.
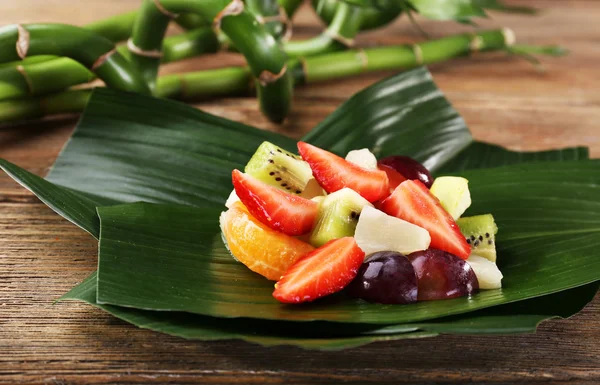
244, 141, 313, 194
457, 214, 498, 262
309, 188, 372, 247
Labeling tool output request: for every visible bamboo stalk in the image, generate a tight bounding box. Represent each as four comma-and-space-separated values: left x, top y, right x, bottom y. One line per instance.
246, 0, 290, 41
285, 1, 363, 58
85, 10, 139, 43
146, 0, 292, 123
0, 27, 222, 102
2, 29, 529, 124
311, 0, 403, 31
127, 0, 172, 92
0, 57, 94, 100
0, 24, 149, 94
0, 89, 90, 123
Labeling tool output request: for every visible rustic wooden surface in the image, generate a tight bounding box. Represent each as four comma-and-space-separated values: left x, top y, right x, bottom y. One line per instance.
1, 1, 599, 384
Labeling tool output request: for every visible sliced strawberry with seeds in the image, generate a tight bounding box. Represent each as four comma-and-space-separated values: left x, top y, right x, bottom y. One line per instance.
273, 237, 365, 304
297, 142, 389, 203
232, 170, 319, 236
380, 180, 471, 259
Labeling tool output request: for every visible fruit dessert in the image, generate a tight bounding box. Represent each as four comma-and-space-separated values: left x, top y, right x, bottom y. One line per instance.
220, 141, 503, 304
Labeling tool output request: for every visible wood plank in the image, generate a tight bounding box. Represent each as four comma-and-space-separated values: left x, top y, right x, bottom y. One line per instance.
0, 0, 599, 384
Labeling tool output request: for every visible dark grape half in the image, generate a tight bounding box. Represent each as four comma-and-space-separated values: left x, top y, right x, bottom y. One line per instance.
346, 251, 418, 304
407, 248, 479, 301
378, 155, 433, 188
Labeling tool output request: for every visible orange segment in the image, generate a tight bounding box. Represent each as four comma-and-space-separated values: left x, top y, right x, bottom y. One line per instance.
220, 202, 315, 281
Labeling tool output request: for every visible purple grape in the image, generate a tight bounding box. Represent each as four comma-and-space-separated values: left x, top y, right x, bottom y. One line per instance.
407, 249, 479, 301
378, 155, 433, 188
346, 251, 418, 304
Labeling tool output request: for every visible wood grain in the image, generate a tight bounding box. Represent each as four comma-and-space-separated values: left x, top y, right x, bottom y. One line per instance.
1, 1, 599, 384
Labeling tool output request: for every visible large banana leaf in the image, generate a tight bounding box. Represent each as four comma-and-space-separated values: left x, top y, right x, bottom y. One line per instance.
2, 68, 598, 348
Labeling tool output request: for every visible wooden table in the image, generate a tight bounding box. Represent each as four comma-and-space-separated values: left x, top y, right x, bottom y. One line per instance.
1, 1, 599, 384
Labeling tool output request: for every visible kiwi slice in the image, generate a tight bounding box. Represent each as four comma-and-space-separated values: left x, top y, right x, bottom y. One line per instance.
457, 214, 498, 262
244, 141, 313, 194
309, 188, 372, 247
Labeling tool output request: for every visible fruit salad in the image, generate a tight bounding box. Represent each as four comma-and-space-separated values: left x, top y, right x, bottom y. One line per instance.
220, 141, 503, 304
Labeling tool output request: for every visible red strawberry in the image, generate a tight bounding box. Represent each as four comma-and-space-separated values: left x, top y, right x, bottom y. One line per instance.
297, 142, 389, 203
232, 170, 319, 236
273, 237, 365, 304
379, 180, 471, 259
378, 164, 407, 195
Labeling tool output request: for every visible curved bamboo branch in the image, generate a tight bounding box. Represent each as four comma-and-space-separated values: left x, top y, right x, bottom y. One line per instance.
285, 1, 363, 58
0, 24, 150, 94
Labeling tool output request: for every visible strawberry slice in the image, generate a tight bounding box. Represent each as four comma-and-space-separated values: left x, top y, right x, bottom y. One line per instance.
273, 237, 365, 304
232, 170, 319, 236
378, 164, 407, 195
297, 142, 389, 202
379, 180, 471, 259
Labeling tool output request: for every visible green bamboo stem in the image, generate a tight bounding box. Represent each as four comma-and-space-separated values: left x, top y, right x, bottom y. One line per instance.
147, 0, 292, 123
85, 10, 139, 43
0, 27, 222, 102
0, 89, 90, 123
247, 0, 290, 41
0, 57, 94, 100
285, 1, 363, 58
128, 0, 172, 92
311, 0, 403, 31
0, 24, 149, 94
1, 29, 522, 124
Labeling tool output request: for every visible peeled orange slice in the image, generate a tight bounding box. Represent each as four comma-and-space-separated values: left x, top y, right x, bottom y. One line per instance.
220, 202, 315, 281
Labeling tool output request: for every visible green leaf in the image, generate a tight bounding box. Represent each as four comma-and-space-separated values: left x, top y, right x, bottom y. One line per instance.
436, 141, 589, 174
94, 161, 600, 323
1, 67, 597, 348
304, 67, 473, 172
62, 273, 599, 348
64, 272, 437, 350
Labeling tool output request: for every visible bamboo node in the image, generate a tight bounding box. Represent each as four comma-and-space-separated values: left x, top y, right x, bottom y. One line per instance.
257, 7, 293, 42
127, 39, 164, 58
153, 0, 179, 18
469, 34, 484, 52
15, 65, 34, 94
16, 24, 29, 59
92, 48, 117, 71
325, 29, 355, 48
258, 65, 287, 86
213, 0, 244, 32
357, 49, 369, 72
502, 27, 516, 46
411, 44, 424, 65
